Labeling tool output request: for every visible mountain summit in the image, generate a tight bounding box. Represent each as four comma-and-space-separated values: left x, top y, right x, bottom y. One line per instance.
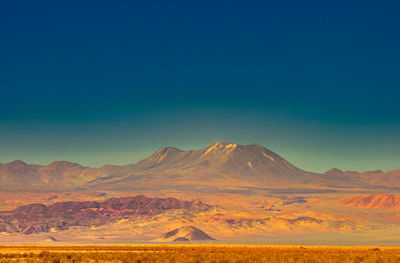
96, 142, 317, 187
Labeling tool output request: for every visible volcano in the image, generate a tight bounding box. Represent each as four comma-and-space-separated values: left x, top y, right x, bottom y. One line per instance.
86, 142, 366, 190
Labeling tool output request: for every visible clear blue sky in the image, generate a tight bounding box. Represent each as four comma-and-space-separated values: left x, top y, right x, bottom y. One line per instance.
1, 1, 399, 172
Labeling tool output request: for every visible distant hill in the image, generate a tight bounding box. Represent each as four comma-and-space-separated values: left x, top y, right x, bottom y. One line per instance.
0, 160, 91, 190
155, 226, 216, 242
0, 160, 42, 188
325, 168, 400, 188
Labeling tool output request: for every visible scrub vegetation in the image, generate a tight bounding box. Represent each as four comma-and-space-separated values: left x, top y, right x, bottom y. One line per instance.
0, 245, 399, 263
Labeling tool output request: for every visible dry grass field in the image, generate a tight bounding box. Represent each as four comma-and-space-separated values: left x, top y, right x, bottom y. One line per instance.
0, 245, 400, 263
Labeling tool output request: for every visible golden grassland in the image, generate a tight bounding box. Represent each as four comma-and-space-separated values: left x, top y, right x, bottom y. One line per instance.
0, 245, 400, 263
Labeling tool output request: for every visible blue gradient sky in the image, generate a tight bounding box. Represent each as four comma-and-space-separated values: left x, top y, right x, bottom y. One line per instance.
1, 1, 399, 172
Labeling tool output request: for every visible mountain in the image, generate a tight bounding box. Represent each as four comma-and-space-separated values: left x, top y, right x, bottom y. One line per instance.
136, 143, 310, 183
324, 169, 400, 188
0, 160, 42, 189
37, 161, 88, 187
86, 142, 366, 190
338, 193, 400, 209
155, 226, 216, 242
0, 195, 210, 234
0, 160, 95, 190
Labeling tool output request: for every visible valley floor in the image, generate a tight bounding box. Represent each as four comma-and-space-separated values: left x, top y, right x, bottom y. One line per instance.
0, 245, 400, 263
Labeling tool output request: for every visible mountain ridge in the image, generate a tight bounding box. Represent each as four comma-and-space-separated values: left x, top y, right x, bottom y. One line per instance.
325, 168, 400, 188
0, 142, 396, 191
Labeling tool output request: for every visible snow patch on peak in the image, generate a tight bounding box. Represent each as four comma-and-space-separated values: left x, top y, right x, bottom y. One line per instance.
202, 142, 237, 157
225, 143, 238, 149
262, 152, 275, 162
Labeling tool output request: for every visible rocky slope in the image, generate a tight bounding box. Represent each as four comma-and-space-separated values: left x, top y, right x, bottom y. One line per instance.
0, 195, 209, 234
338, 193, 400, 209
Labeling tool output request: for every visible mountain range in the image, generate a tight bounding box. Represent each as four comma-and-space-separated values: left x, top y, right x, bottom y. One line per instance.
0, 142, 398, 191
324, 168, 400, 188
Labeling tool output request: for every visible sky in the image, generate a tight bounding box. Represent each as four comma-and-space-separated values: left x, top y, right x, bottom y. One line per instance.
1, 0, 399, 173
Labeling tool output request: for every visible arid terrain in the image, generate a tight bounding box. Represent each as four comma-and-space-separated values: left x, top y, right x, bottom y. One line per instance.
1, 245, 400, 263
1, 143, 400, 245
